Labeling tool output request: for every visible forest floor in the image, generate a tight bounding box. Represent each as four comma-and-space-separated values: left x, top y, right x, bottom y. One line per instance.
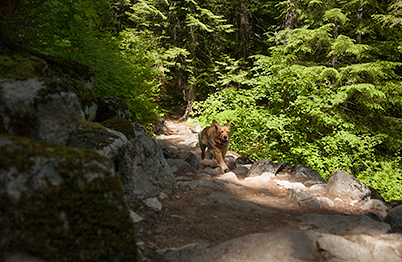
134, 118, 371, 261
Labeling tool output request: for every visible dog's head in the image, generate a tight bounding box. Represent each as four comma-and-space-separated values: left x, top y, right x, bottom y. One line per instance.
212, 119, 231, 145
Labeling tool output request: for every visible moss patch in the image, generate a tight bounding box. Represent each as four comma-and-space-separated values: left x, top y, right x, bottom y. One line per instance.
101, 119, 136, 139
0, 54, 47, 79
68, 120, 122, 150
0, 134, 138, 261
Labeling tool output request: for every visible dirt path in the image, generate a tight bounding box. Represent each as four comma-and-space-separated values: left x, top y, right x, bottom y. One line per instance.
134, 119, 370, 261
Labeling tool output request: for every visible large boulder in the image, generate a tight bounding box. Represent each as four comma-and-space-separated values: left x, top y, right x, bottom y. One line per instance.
385, 205, 402, 232
101, 118, 137, 139
165, 230, 319, 262
95, 96, 130, 123
158, 140, 199, 169
68, 120, 128, 159
62, 78, 98, 121
246, 159, 277, 177
117, 134, 177, 200
0, 78, 81, 145
0, 134, 137, 261
327, 170, 371, 201
293, 164, 324, 181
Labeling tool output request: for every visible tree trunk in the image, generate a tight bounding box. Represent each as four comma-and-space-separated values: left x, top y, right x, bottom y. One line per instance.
182, 84, 195, 120
284, 0, 297, 30
332, 20, 339, 67
238, 2, 250, 59
357, 6, 363, 43
182, 23, 197, 120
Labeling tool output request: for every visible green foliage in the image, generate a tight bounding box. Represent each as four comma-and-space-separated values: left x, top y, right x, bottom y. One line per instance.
193, 53, 402, 201
82, 29, 165, 122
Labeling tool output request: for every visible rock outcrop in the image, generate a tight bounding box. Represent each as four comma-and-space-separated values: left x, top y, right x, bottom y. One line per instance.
0, 135, 137, 261
0, 78, 81, 145
117, 134, 177, 200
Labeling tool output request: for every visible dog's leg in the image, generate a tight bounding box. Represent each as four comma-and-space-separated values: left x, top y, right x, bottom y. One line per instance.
200, 143, 206, 160
212, 147, 229, 173
198, 132, 206, 160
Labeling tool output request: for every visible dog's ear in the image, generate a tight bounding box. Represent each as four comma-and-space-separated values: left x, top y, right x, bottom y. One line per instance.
226, 120, 231, 127
212, 119, 219, 128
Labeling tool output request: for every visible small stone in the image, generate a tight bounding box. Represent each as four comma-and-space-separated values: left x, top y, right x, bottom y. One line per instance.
317, 197, 335, 207
275, 180, 306, 190
159, 192, 169, 200
145, 197, 163, 211
216, 172, 239, 182
129, 210, 144, 223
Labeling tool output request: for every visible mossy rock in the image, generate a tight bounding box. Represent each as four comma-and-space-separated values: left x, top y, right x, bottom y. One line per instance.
0, 78, 81, 145
59, 77, 98, 121
67, 120, 128, 159
0, 134, 138, 261
0, 51, 97, 121
95, 96, 130, 123
101, 119, 136, 139
0, 54, 48, 79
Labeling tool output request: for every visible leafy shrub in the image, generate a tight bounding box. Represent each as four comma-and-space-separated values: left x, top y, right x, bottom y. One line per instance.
193, 53, 402, 201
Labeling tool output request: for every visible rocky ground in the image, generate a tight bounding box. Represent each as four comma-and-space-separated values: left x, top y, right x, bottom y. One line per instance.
132, 119, 398, 262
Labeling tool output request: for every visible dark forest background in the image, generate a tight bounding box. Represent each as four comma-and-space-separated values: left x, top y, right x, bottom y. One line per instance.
1, 0, 402, 200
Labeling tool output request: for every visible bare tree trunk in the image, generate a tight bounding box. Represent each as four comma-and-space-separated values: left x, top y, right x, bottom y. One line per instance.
357, 6, 363, 43
239, 2, 250, 59
284, 0, 297, 30
332, 20, 339, 67
182, 84, 195, 120
182, 24, 197, 120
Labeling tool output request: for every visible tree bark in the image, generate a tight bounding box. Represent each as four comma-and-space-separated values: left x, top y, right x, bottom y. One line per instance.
284, 0, 297, 30
238, 2, 250, 59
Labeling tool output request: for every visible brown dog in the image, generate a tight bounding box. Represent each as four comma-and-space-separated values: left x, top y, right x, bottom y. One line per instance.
198, 119, 231, 173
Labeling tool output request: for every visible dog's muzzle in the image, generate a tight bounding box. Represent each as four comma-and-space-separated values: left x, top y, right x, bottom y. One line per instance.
221, 136, 228, 144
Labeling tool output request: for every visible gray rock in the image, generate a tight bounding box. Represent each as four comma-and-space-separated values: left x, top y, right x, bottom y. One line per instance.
0, 134, 137, 261
94, 96, 130, 122
287, 189, 314, 202
178, 179, 225, 191
287, 189, 322, 209
316, 197, 335, 207
165, 230, 319, 262
299, 197, 322, 209
201, 192, 265, 212
245, 171, 275, 182
117, 134, 177, 200
360, 199, 388, 218
67, 121, 128, 159
153, 120, 170, 135
167, 158, 197, 176
158, 140, 199, 169
158, 140, 180, 159
0, 78, 80, 145
101, 118, 137, 139
232, 166, 249, 176
317, 234, 372, 261
275, 180, 306, 190
177, 150, 199, 169
129, 210, 144, 223
299, 214, 391, 235
145, 197, 163, 211
293, 164, 324, 181
347, 234, 402, 262
216, 172, 239, 182
235, 157, 254, 166
247, 159, 276, 177
385, 205, 402, 232
132, 121, 148, 136
327, 170, 371, 201
202, 167, 221, 176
